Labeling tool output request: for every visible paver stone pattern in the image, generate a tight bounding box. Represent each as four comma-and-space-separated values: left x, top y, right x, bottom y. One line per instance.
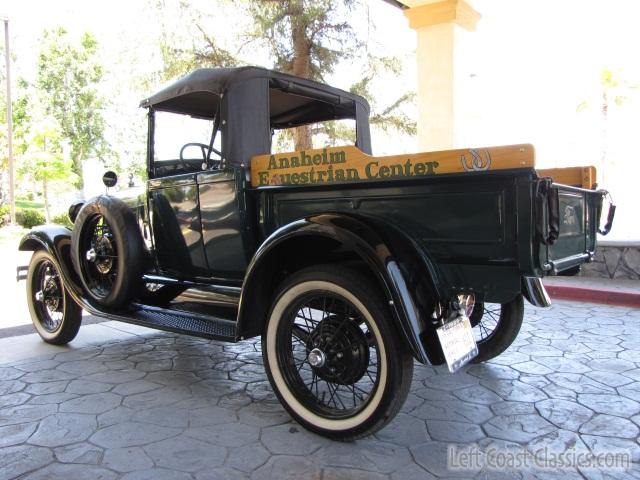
1, 300, 639, 479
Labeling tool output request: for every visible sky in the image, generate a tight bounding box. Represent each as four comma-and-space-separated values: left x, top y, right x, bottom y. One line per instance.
1, 0, 639, 239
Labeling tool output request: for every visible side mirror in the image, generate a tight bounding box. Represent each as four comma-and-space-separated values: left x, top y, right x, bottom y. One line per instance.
103, 171, 118, 188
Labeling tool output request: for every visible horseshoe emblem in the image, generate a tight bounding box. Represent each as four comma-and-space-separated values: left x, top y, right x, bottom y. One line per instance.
460, 149, 492, 172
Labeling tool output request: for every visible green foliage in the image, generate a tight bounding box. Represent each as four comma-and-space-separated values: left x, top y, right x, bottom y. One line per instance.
19, 120, 77, 185
576, 68, 638, 114
0, 204, 9, 227
246, 1, 415, 145
36, 28, 108, 187
18, 119, 78, 222
247, 0, 359, 81
154, 1, 240, 83
16, 209, 46, 229
12, 79, 33, 157
0, 78, 32, 173
349, 55, 416, 136
159, 26, 239, 82
51, 212, 73, 228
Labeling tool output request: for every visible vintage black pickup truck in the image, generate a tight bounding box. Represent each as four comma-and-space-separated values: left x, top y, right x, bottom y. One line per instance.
18, 66, 614, 439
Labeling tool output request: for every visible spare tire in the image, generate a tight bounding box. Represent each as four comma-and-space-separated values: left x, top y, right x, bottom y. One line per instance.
71, 196, 144, 309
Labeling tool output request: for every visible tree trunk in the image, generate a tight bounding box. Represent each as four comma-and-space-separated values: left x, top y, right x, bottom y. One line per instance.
73, 147, 85, 190
43, 178, 50, 223
290, 0, 313, 151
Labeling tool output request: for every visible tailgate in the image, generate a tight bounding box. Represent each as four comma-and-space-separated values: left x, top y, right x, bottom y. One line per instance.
535, 179, 613, 274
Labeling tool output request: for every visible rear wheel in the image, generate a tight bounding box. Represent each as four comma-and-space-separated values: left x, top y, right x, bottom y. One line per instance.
262, 265, 413, 440
470, 295, 524, 363
26, 250, 82, 345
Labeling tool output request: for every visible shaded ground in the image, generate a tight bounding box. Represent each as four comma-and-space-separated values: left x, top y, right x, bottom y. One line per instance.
0, 301, 639, 479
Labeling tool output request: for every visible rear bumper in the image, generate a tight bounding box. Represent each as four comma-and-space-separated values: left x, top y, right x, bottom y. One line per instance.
543, 252, 593, 275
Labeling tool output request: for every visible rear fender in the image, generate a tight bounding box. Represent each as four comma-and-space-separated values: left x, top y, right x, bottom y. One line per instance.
237, 213, 446, 364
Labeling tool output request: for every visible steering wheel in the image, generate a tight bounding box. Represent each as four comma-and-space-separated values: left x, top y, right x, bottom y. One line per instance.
179, 143, 222, 172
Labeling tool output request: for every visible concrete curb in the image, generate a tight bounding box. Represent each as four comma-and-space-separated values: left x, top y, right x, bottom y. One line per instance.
544, 283, 640, 308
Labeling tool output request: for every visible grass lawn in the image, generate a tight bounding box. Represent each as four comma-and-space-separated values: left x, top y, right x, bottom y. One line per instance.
16, 199, 45, 211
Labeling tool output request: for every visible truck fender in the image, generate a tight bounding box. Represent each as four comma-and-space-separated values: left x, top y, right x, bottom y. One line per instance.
18, 226, 86, 303
237, 213, 445, 364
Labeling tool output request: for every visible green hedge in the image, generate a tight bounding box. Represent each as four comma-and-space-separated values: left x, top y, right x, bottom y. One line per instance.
16, 209, 46, 229
51, 212, 73, 229
0, 204, 10, 227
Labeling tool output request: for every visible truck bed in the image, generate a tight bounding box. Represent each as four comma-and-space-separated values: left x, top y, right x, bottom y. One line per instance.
250, 144, 605, 304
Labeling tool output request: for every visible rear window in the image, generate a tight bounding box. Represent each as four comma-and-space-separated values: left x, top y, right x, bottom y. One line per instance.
271, 118, 356, 154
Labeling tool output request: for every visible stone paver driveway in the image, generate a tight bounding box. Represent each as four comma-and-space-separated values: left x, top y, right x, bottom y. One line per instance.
1, 300, 639, 479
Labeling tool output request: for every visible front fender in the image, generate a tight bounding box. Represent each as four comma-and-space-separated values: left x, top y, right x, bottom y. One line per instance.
237, 214, 446, 364
18, 225, 86, 303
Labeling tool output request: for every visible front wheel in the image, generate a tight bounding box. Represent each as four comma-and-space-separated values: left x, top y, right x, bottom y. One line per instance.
262, 265, 413, 440
470, 295, 524, 363
26, 250, 82, 345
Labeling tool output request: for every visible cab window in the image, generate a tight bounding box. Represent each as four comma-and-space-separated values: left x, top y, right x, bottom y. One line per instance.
153, 111, 222, 178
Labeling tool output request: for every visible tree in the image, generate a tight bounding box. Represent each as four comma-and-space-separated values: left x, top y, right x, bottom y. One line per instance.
247, 0, 416, 149
247, 0, 359, 150
36, 28, 108, 188
153, 0, 241, 84
157, 0, 415, 151
19, 120, 77, 222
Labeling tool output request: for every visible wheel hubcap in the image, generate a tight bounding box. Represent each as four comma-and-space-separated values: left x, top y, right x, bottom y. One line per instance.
307, 348, 326, 368
86, 248, 97, 262
93, 236, 114, 274
305, 314, 371, 386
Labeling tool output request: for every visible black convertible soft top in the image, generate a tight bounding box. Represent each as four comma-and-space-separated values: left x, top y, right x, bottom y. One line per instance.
140, 66, 370, 127
141, 66, 372, 164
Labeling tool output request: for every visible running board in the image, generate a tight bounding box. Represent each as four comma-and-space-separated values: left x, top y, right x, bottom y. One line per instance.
92, 304, 238, 341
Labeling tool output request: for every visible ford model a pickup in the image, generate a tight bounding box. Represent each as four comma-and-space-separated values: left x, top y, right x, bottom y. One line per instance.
18, 67, 614, 439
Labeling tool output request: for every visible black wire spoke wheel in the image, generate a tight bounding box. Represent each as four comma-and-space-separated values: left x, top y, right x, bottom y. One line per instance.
470, 302, 503, 343
469, 295, 524, 363
263, 265, 413, 440
79, 214, 119, 300
280, 293, 380, 418
32, 259, 65, 333
26, 250, 82, 345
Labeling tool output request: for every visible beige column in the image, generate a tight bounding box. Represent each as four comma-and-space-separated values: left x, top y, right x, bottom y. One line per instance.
403, 0, 480, 151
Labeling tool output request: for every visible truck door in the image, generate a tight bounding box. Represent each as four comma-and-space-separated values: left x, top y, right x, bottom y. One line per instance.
197, 167, 248, 282
148, 172, 209, 278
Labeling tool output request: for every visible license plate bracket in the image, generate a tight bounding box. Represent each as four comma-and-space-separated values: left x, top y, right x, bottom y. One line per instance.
436, 315, 478, 373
